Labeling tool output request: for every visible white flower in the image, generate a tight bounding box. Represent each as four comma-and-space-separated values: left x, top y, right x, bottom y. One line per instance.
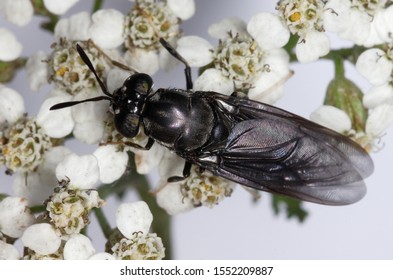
0, 28, 22, 61
21, 223, 62, 255
112, 201, 165, 260
29, 37, 114, 144
46, 183, 104, 235
179, 17, 291, 104
116, 201, 153, 238
63, 234, 96, 260
0, 0, 34, 26
56, 153, 100, 189
0, 197, 35, 238
156, 154, 235, 214
0, 240, 20, 259
324, 0, 393, 46
0, 115, 53, 174
276, 0, 329, 62
310, 105, 352, 133
43, 0, 80, 15
355, 45, 393, 145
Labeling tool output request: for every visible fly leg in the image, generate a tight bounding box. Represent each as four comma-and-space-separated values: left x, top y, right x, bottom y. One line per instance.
159, 38, 193, 90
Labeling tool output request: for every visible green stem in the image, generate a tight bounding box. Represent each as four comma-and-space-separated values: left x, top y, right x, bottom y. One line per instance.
332, 53, 345, 79
30, 205, 46, 214
92, 0, 105, 13
93, 207, 112, 239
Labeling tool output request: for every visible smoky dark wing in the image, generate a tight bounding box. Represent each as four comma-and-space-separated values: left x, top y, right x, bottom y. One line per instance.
195, 92, 374, 205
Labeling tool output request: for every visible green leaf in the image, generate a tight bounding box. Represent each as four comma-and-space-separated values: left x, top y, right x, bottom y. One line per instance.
271, 195, 308, 223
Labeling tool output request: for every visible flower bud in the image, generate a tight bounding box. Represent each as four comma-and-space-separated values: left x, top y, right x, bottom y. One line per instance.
324, 76, 368, 133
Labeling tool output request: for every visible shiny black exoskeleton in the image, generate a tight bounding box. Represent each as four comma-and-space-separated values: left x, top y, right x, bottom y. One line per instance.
51, 39, 374, 205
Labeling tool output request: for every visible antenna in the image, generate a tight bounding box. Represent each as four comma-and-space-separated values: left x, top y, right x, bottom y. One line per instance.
50, 44, 112, 111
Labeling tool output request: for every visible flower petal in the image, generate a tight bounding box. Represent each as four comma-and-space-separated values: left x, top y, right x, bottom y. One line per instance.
0, 240, 20, 260
124, 49, 159, 75
363, 84, 393, 109
0, 197, 35, 238
208, 17, 247, 39
36, 94, 75, 138
156, 183, 193, 215
1, 0, 34, 26
295, 31, 330, 63
356, 48, 393, 86
89, 9, 125, 49
54, 12, 91, 41
0, 85, 25, 125
25, 51, 49, 91
116, 201, 153, 238
21, 223, 61, 255
167, 0, 195, 20
93, 145, 128, 184
56, 153, 100, 189
176, 36, 213, 67
366, 104, 393, 137
106, 68, 131, 93
0, 28, 22, 61
193, 68, 234, 95
323, 0, 351, 33
71, 89, 108, 144
310, 105, 352, 133
248, 48, 290, 104
134, 144, 165, 174
247, 12, 290, 50
43, 0, 80, 15
64, 234, 95, 260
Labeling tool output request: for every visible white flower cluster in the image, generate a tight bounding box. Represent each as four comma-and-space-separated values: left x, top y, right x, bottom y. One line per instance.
307, 1, 393, 150
1, 0, 393, 260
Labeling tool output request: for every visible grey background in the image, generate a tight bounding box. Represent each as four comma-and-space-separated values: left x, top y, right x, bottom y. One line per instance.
1, 0, 392, 259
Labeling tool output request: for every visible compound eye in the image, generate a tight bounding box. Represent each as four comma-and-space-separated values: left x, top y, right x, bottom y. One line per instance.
124, 73, 153, 95
114, 112, 140, 138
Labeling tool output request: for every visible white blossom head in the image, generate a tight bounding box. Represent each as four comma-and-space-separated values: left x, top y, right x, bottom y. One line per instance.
44, 180, 105, 236
124, 0, 181, 50
47, 39, 110, 96
0, 116, 53, 174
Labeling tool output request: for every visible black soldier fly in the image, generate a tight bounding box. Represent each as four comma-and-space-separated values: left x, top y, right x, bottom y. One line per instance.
50, 38, 374, 205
